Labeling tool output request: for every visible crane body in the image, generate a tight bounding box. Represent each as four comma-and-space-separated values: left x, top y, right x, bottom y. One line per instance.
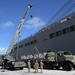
2, 4, 32, 70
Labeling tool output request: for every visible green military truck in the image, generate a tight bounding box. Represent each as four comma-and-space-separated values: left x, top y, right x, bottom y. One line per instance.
44, 51, 75, 71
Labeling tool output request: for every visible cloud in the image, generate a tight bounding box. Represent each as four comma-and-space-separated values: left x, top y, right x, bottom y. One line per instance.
0, 47, 5, 52
0, 47, 7, 54
2, 21, 14, 27
24, 17, 45, 29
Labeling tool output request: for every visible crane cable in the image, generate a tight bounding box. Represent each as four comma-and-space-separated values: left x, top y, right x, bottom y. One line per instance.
43, 0, 73, 28
56, 3, 75, 21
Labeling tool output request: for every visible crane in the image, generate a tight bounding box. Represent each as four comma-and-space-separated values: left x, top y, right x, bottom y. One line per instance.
2, 4, 32, 70
6, 4, 32, 61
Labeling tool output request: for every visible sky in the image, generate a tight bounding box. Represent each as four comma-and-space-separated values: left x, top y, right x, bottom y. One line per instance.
0, 0, 75, 54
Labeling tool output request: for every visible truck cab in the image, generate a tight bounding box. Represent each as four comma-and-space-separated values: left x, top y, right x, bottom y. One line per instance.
56, 51, 75, 70
45, 51, 75, 70
57, 51, 72, 62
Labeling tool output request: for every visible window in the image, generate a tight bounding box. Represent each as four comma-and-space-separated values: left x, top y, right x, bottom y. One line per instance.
56, 30, 61, 37
33, 39, 37, 44
25, 39, 37, 46
70, 25, 75, 32
25, 43, 27, 46
64, 52, 71, 55
28, 42, 31, 46
31, 41, 34, 45
50, 33, 55, 38
14, 47, 17, 50
62, 28, 69, 34
19, 45, 23, 48
57, 53, 61, 56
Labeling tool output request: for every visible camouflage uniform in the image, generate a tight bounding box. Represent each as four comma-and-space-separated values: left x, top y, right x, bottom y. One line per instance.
40, 60, 44, 73
27, 60, 31, 72
35, 60, 39, 73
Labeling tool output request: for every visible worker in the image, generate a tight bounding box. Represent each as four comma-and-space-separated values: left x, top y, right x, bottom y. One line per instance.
1, 63, 5, 72
40, 60, 44, 73
34, 60, 39, 73
27, 60, 31, 73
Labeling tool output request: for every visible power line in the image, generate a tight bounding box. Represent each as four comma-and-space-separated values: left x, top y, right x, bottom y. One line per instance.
43, 0, 73, 28
55, 3, 75, 22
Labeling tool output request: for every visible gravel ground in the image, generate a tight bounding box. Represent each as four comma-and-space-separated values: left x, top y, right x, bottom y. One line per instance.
0, 67, 75, 75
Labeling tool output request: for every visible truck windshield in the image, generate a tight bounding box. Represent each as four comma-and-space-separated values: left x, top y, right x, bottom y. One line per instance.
64, 52, 71, 55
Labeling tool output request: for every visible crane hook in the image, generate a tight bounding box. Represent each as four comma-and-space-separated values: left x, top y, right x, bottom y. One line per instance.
30, 15, 33, 19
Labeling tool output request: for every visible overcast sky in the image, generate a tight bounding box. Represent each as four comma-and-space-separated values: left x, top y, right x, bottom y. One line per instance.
0, 0, 75, 54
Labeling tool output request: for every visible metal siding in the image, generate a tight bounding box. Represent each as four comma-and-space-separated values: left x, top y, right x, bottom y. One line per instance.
12, 13, 75, 60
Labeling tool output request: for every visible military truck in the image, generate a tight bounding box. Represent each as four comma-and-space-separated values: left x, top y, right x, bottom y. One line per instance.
27, 45, 75, 71
44, 51, 75, 71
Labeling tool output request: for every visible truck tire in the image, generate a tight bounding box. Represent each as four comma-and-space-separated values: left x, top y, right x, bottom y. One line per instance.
19, 67, 23, 70
55, 66, 60, 70
48, 63, 53, 69
43, 62, 49, 69
63, 62, 73, 71
44, 62, 53, 69
73, 65, 75, 70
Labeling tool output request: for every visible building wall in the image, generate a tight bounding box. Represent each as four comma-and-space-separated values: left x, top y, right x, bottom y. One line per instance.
12, 13, 75, 60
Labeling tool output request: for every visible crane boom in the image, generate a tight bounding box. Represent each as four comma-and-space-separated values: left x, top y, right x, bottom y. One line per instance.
6, 4, 32, 61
